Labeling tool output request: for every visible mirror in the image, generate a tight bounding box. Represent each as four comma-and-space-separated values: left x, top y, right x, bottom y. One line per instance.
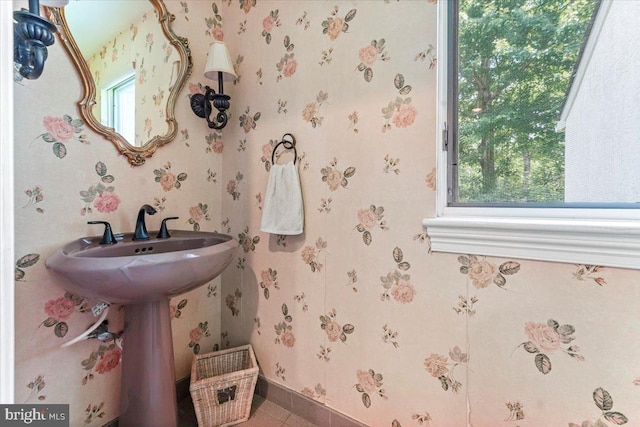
47, 0, 192, 166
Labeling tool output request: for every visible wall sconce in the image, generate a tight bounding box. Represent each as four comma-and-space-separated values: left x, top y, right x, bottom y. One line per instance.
13, 0, 66, 80
190, 41, 237, 130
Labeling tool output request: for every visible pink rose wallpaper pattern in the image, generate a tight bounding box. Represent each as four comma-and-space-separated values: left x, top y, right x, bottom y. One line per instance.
12, 1, 640, 426
37, 114, 88, 159
86, 5, 177, 147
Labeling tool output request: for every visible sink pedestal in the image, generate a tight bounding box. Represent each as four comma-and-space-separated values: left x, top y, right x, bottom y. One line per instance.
120, 299, 177, 427
45, 230, 240, 426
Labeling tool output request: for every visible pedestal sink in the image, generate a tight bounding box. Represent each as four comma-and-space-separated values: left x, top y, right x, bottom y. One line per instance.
45, 230, 239, 427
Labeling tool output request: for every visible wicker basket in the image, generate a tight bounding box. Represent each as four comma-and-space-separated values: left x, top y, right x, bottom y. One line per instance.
190, 345, 259, 427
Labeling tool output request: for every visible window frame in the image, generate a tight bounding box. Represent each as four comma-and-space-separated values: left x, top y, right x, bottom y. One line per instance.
423, 0, 640, 270
110, 75, 135, 141
102, 72, 136, 143
105, 72, 137, 145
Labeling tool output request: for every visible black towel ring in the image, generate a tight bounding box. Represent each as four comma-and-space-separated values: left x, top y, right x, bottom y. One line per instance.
271, 133, 297, 165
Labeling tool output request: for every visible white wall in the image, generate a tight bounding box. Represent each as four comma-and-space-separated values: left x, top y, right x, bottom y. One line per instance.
564, 1, 640, 202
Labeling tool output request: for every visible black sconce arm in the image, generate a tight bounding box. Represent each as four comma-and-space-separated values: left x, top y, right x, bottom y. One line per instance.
190, 71, 231, 130
13, 0, 57, 80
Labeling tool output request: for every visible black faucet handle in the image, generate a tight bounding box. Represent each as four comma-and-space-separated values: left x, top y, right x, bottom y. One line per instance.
88, 221, 117, 245
157, 217, 179, 239
142, 204, 157, 215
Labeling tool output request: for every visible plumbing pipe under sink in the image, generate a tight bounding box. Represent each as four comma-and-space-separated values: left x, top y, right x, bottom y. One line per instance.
60, 304, 110, 348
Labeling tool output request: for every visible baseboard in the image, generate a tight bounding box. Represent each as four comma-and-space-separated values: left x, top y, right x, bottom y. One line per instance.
103, 375, 366, 427
255, 375, 367, 427
175, 375, 191, 401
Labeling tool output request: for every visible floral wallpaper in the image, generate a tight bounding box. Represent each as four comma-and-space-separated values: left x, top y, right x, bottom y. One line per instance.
11, 1, 640, 427
86, 5, 178, 146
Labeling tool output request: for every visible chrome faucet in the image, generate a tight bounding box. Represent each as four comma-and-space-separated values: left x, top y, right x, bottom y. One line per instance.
133, 204, 157, 240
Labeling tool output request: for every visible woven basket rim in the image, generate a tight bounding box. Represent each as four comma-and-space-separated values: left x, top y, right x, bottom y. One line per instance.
192, 344, 255, 362
190, 344, 258, 386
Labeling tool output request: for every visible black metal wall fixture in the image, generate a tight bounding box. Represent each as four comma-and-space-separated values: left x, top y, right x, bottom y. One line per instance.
190, 83, 231, 130
14, 0, 58, 80
190, 41, 237, 130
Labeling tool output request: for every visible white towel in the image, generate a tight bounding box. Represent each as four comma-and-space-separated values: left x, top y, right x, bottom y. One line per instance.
260, 161, 304, 235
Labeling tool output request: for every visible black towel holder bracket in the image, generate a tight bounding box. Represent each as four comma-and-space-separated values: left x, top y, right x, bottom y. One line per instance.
271, 133, 297, 165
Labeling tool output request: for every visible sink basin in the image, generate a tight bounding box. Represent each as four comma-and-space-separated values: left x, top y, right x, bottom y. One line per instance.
46, 230, 238, 304
46, 229, 239, 427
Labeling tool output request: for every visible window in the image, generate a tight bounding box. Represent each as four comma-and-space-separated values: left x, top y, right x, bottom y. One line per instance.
424, 0, 640, 269
103, 73, 136, 144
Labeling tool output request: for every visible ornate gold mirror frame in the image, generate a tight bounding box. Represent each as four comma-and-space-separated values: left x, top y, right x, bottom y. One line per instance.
47, 0, 192, 166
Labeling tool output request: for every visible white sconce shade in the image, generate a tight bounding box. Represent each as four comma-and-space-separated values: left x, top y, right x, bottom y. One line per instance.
204, 41, 236, 81
40, 0, 70, 6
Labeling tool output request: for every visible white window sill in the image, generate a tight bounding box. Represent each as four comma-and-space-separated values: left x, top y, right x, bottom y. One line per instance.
427, 0, 640, 270
423, 212, 640, 270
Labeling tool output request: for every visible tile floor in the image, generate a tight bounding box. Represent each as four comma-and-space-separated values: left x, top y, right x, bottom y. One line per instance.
177, 394, 320, 427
